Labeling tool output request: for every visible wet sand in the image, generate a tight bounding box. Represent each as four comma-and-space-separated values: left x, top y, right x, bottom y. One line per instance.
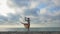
0, 31, 60, 34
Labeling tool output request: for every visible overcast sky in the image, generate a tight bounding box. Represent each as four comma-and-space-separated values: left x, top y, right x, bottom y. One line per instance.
0, 0, 60, 27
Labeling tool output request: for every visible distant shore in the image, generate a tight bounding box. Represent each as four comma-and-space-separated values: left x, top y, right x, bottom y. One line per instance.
0, 31, 60, 34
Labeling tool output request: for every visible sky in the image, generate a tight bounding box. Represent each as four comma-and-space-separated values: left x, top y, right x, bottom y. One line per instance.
0, 0, 60, 27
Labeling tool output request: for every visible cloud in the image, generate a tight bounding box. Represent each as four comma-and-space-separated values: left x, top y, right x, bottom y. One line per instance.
0, 0, 60, 27
0, 0, 15, 16
52, 0, 60, 6
29, 0, 39, 9
39, 8, 47, 15
0, 15, 8, 24
7, 0, 60, 24
24, 8, 39, 17
7, 0, 30, 8
46, 6, 60, 16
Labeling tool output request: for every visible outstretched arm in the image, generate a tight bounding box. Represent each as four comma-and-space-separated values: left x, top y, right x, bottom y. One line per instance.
20, 22, 27, 24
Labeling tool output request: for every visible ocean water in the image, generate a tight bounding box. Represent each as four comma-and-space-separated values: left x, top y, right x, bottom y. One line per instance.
1, 27, 60, 31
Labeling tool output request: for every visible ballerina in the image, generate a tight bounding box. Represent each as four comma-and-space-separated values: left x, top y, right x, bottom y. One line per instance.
21, 17, 30, 31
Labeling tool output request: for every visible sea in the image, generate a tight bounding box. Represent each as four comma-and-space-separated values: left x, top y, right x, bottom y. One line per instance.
0, 27, 60, 32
